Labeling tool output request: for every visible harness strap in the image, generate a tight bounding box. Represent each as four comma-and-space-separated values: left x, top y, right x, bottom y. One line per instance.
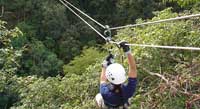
105, 84, 130, 109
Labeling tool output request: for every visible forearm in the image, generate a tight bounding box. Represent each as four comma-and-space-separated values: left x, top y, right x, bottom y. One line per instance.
100, 67, 107, 83
127, 53, 137, 78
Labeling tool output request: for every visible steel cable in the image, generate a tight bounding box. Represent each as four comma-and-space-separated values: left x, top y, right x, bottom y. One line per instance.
110, 13, 200, 30
62, 0, 106, 29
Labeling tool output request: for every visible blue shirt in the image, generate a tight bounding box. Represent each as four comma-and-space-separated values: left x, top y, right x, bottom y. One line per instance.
100, 78, 137, 106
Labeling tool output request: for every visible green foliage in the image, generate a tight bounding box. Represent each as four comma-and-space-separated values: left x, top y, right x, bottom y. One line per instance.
0, 74, 22, 109
116, 8, 200, 72
116, 0, 156, 24
57, 29, 82, 62
18, 39, 64, 77
116, 8, 200, 108
12, 74, 98, 109
63, 47, 105, 75
1, 0, 200, 108
1, 0, 164, 63
163, 0, 199, 7
0, 20, 23, 72
0, 20, 23, 108
12, 48, 103, 109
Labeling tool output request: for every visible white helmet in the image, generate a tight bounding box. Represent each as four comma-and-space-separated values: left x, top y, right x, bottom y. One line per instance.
105, 63, 126, 85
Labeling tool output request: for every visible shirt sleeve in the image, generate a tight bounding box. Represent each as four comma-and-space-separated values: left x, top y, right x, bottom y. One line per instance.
100, 83, 109, 95
123, 78, 137, 98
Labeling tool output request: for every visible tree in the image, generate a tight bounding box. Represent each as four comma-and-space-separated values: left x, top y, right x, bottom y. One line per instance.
163, 0, 199, 7
18, 38, 64, 78
12, 47, 104, 109
116, 8, 200, 108
0, 20, 23, 108
63, 47, 105, 75
1, 0, 200, 108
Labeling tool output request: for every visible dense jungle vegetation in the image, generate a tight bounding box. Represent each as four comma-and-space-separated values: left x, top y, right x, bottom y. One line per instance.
0, 0, 200, 109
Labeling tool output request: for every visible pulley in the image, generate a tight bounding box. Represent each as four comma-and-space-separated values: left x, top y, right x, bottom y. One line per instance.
104, 25, 112, 42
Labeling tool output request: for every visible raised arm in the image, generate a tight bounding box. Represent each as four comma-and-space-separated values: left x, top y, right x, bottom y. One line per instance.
100, 54, 114, 83
100, 67, 107, 83
127, 53, 137, 78
120, 42, 137, 78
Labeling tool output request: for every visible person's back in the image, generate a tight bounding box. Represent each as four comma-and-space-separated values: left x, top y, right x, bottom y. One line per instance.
100, 78, 137, 108
95, 42, 137, 109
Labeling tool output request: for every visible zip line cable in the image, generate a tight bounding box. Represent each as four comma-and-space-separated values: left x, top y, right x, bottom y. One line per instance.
59, 0, 200, 51
110, 13, 200, 30
59, 0, 107, 40
109, 41, 200, 51
62, 0, 106, 29
126, 43, 200, 51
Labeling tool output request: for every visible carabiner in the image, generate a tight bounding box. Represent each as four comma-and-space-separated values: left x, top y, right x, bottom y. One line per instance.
104, 25, 112, 42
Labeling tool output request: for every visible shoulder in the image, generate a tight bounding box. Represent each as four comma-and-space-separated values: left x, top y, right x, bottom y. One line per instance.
100, 83, 109, 95
122, 78, 137, 98
128, 77, 137, 83
125, 77, 137, 88
100, 82, 108, 88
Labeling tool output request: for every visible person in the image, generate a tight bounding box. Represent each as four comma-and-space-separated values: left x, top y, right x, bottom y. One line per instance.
95, 42, 137, 109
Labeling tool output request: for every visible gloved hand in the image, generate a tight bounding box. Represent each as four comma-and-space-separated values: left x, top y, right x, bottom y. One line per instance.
102, 54, 114, 68
119, 41, 131, 55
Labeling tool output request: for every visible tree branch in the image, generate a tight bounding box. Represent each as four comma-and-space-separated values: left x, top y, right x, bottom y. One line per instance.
0, 6, 4, 18
140, 66, 169, 84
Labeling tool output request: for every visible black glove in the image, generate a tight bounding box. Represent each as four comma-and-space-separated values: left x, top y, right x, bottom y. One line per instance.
106, 53, 114, 65
119, 41, 130, 53
102, 54, 114, 68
